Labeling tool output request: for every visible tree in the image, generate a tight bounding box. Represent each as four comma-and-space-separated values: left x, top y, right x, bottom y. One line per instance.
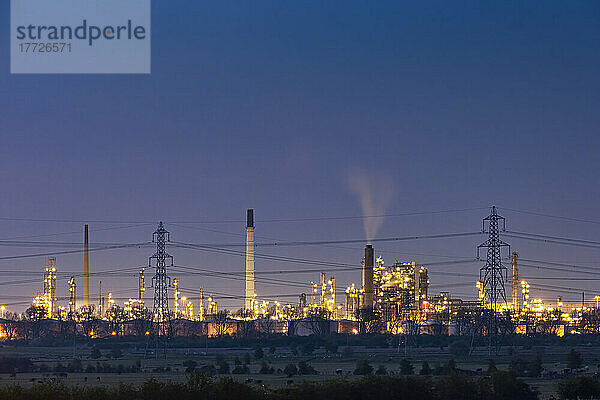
90, 346, 102, 359
399, 359, 414, 375
567, 349, 583, 370
23, 306, 46, 339
558, 376, 600, 400
232, 363, 250, 374
353, 360, 373, 375
530, 355, 543, 378
420, 361, 432, 376
216, 355, 230, 374
446, 359, 457, 374
300, 341, 315, 356
132, 308, 153, 336
325, 341, 339, 354
284, 363, 298, 377
1, 312, 20, 340
254, 346, 264, 360
25, 305, 45, 321
79, 305, 99, 338
257, 317, 275, 336
448, 340, 469, 358
183, 360, 197, 373
213, 311, 232, 337
490, 370, 538, 400
106, 305, 126, 335
487, 359, 497, 375
306, 317, 331, 335
111, 347, 123, 359
259, 361, 274, 374
375, 365, 387, 375
355, 306, 383, 334
67, 358, 83, 373
298, 361, 316, 375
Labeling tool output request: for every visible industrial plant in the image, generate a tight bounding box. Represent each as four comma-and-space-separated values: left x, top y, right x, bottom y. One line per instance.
0, 206, 598, 347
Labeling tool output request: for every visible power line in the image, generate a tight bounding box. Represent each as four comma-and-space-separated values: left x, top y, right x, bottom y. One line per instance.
0, 207, 488, 225
506, 230, 600, 247
500, 207, 600, 226
0, 223, 154, 241
0, 242, 152, 261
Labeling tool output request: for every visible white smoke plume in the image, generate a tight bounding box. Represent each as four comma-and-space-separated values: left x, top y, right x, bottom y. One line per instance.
346, 168, 397, 243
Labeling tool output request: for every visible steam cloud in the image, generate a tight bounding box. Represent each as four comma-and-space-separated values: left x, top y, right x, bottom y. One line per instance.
346, 168, 397, 243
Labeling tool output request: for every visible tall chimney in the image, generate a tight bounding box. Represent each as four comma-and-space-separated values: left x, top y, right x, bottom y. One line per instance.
244, 209, 255, 311
84, 224, 90, 306
511, 252, 519, 312
362, 244, 374, 308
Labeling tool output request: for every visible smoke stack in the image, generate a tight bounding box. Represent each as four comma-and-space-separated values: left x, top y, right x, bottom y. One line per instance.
84, 224, 90, 306
362, 244, 374, 308
244, 209, 255, 311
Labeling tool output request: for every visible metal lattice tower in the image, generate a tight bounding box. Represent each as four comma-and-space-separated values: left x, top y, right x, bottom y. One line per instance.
477, 206, 510, 354
149, 222, 173, 355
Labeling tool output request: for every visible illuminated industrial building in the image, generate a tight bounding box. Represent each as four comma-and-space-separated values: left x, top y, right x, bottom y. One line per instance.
10, 221, 599, 340
32, 257, 58, 319
68, 276, 76, 316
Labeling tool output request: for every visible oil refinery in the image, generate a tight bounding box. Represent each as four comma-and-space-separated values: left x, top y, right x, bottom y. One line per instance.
1, 207, 599, 341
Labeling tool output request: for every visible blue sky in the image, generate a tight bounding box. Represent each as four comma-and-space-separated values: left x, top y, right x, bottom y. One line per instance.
1, 1, 599, 311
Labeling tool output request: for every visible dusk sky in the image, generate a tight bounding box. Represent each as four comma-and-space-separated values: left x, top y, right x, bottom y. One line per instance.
1, 1, 599, 311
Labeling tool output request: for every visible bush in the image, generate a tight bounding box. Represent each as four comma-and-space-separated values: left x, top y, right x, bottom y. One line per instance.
254, 346, 264, 360
111, 347, 123, 359
420, 361, 432, 376
341, 346, 354, 358
0, 357, 33, 373
566, 349, 583, 369
325, 342, 339, 354
0, 373, 538, 400
297, 361, 316, 375
183, 360, 197, 374
198, 364, 216, 375
558, 376, 600, 400
446, 359, 457, 374
90, 346, 101, 359
283, 363, 298, 377
67, 358, 82, 373
509, 357, 543, 378
400, 359, 414, 375
232, 364, 250, 374
487, 359, 497, 375
448, 340, 470, 358
435, 373, 478, 400
217, 359, 230, 374
300, 342, 315, 356
353, 360, 373, 375
490, 371, 538, 400
259, 361, 274, 375
37, 363, 50, 373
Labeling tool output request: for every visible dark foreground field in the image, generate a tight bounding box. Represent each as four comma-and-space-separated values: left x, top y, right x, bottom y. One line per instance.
0, 372, 540, 400
1, 335, 600, 399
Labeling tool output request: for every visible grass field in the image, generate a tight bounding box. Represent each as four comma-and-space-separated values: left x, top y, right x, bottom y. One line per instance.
1, 342, 599, 399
